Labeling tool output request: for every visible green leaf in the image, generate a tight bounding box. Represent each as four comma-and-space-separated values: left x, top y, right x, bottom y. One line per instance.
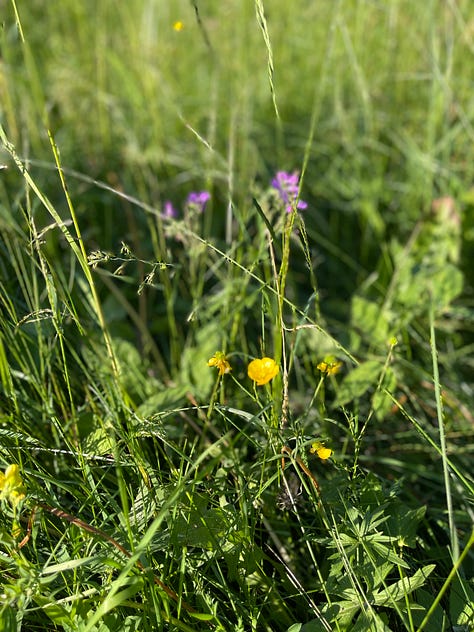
286, 616, 333, 631
449, 576, 474, 626
136, 385, 189, 417
429, 264, 463, 311
180, 323, 221, 399
351, 296, 390, 349
170, 500, 238, 550
385, 503, 426, 548
352, 610, 391, 632
0, 607, 17, 632
372, 366, 397, 421
334, 360, 382, 407
373, 564, 436, 606
189, 612, 218, 621
409, 588, 449, 630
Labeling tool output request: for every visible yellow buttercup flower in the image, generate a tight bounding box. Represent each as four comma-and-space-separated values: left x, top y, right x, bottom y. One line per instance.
247, 357, 279, 386
0, 464, 26, 507
317, 356, 343, 376
207, 351, 232, 376
173, 20, 184, 31
310, 441, 333, 460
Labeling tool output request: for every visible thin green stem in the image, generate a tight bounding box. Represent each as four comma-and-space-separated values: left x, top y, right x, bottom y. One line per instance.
429, 303, 458, 562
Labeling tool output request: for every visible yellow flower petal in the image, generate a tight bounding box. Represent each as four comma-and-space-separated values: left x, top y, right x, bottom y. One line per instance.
310, 441, 333, 460
247, 357, 279, 386
207, 351, 232, 376
0, 464, 26, 506
317, 356, 342, 375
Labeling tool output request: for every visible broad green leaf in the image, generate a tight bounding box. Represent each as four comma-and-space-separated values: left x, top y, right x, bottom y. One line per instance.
351, 296, 391, 350
136, 385, 189, 417
373, 564, 436, 606
334, 360, 382, 407
409, 588, 449, 630
372, 366, 397, 421
180, 323, 221, 399
385, 503, 426, 548
352, 610, 390, 632
449, 576, 474, 626
429, 264, 463, 312
287, 619, 331, 632
170, 503, 237, 550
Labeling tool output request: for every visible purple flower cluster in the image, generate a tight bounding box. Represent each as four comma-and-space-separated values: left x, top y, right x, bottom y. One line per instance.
186, 191, 210, 211
162, 190, 210, 219
271, 171, 307, 213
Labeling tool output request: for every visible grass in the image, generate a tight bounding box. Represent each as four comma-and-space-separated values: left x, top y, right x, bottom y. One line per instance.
1, 0, 474, 630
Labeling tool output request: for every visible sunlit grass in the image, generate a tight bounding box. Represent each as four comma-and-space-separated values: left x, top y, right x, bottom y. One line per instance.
1, 1, 474, 630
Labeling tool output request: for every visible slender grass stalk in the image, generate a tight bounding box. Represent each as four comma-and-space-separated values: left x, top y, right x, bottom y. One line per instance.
429, 303, 459, 562
47, 131, 122, 386
0, 125, 122, 390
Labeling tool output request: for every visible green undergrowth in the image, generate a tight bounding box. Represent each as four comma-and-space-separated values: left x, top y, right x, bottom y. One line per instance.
1, 1, 474, 631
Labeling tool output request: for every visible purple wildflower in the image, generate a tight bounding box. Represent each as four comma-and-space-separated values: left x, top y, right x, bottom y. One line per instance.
271, 171, 307, 213
186, 191, 211, 212
163, 200, 177, 218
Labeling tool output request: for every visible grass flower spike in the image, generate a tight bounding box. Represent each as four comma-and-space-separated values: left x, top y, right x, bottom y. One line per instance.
0, 464, 26, 507
207, 351, 232, 376
247, 357, 279, 386
310, 441, 333, 460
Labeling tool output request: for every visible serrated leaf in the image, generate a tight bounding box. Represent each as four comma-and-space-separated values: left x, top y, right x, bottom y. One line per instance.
334, 361, 382, 407
170, 504, 236, 550
373, 564, 436, 606
385, 503, 426, 548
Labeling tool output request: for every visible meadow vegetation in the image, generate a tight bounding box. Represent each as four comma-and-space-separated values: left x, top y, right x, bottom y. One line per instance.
1, 1, 473, 630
